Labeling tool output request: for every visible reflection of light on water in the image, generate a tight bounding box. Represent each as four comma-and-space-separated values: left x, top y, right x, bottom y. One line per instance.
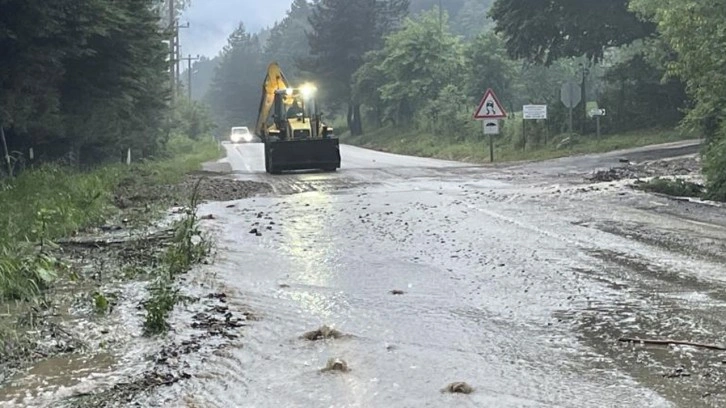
280, 190, 337, 318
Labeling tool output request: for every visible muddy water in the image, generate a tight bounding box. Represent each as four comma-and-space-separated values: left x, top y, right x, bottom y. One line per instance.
3, 142, 722, 407
159, 177, 683, 407
0, 278, 158, 407
0, 354, 117, 404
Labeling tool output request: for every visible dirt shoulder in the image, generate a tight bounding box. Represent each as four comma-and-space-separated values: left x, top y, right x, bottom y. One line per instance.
0, 163, 271, 407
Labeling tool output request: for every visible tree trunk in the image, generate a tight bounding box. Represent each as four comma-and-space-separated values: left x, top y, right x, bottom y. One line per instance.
353, 104, 363, 135
347, 104, 354, 134
348, 103, 363, 136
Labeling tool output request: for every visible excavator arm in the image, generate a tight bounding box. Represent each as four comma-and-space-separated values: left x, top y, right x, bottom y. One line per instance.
255, 62, 291, 138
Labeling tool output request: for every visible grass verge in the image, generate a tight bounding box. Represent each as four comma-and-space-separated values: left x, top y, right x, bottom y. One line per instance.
0, 136, 221, 302
342, 126, 698, 163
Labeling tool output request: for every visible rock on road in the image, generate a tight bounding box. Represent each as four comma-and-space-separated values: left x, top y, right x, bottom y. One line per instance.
174, 140, 726, 407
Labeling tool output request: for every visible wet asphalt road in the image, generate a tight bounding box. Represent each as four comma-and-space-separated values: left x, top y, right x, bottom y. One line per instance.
174, 140, 726, 407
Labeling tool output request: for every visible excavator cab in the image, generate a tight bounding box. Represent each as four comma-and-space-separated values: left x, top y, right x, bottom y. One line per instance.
256, 64, 341, 174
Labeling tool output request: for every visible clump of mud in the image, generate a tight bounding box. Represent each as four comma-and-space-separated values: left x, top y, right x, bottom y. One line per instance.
301, 325, 346, 341
320, 358, 350, 373
442, 381, 474, 394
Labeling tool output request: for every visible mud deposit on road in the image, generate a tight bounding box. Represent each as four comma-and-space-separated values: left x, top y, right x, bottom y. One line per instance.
588, 155, 702, 182
114, 172, 272, 209
0, 175, 270, 407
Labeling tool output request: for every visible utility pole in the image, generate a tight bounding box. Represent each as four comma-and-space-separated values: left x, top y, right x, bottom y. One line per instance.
169, 0, 176, 101
182, 54, 201, 100
579, 63, 590, 134
438, 0, 443, 32
176, 21, 190, 96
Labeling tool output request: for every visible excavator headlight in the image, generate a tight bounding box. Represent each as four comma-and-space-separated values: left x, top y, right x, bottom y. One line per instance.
300, 84, 317, 99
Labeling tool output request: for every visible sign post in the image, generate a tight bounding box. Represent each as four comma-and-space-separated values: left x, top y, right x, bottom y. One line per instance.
473, 88, 507, 162
522, 104, 547, 150
560, 81, 581, 134
589, 108, 606, 138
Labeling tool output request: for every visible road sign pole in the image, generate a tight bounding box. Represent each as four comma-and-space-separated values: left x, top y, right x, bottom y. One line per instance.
490, 133, 494, 163
545, 120, 549, 146
596, 115, 601, 139
568, 107, 573, 134
522, 118, 526, 151
482, 120, 495, 162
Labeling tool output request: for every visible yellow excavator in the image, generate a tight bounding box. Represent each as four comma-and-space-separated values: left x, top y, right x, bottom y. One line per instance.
254, 62, 341, 174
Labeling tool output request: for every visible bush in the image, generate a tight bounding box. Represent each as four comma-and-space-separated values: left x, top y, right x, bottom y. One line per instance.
703, 135, 726, 201
636, 177, 705, 198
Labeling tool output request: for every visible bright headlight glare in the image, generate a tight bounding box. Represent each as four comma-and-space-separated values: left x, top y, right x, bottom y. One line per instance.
300, 84, 317, 98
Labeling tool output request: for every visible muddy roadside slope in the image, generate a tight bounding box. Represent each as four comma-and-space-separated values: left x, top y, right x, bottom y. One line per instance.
0, 162, 271, 407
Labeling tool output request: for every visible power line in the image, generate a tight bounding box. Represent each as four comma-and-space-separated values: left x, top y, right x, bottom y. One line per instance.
182, 54, 201, 100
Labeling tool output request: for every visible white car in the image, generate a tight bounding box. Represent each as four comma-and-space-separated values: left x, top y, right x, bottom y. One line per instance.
230, 126, 255, 143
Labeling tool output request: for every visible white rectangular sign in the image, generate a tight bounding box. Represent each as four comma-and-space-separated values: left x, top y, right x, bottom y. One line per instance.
523, 104, 547, 120
483, 120, 499, 135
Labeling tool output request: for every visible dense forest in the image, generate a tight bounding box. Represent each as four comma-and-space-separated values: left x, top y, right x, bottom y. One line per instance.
0, 0, 210, 171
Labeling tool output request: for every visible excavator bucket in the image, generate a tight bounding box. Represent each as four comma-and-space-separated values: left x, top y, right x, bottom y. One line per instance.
265, 138, 341, 173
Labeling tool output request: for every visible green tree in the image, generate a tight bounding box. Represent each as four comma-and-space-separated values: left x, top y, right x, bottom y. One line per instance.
205, 24, 266, 135
264, 0, 313, 82
630, 0, 726, 200
352, 50, 387, 127
0, 0, 176, 165
466, 32, 517, 106
600, 39, 686, 133
185, 56, 217, 101
304, 0, 409, 135
409, 0, 466, 16
489, 0, 655, 65
452, 0, 495, 39
61, 0, 171, 163
373, 10, 465, 126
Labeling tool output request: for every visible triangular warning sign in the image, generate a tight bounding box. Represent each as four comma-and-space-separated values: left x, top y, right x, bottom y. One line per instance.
473, 88, 507, 119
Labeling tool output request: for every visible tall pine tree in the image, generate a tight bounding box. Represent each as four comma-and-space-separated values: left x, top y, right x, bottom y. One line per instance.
305, 0, 408, 135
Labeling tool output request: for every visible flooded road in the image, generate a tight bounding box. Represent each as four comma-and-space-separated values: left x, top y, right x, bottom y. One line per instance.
5, 139, 726, 407
162, 140, 726, 407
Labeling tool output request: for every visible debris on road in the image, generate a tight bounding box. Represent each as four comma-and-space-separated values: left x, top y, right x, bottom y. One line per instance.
301, 325, 346, 341
390, 289, 405, 295
663, 366, 691, 379
442, 382, 474, 394
320, 358, 350, 373
618, 337, 726, 351
586, 155, 702, 183
588, 166, 639, 182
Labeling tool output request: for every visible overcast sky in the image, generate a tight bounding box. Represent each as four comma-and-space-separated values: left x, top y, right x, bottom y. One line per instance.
179, 0, 293, 58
